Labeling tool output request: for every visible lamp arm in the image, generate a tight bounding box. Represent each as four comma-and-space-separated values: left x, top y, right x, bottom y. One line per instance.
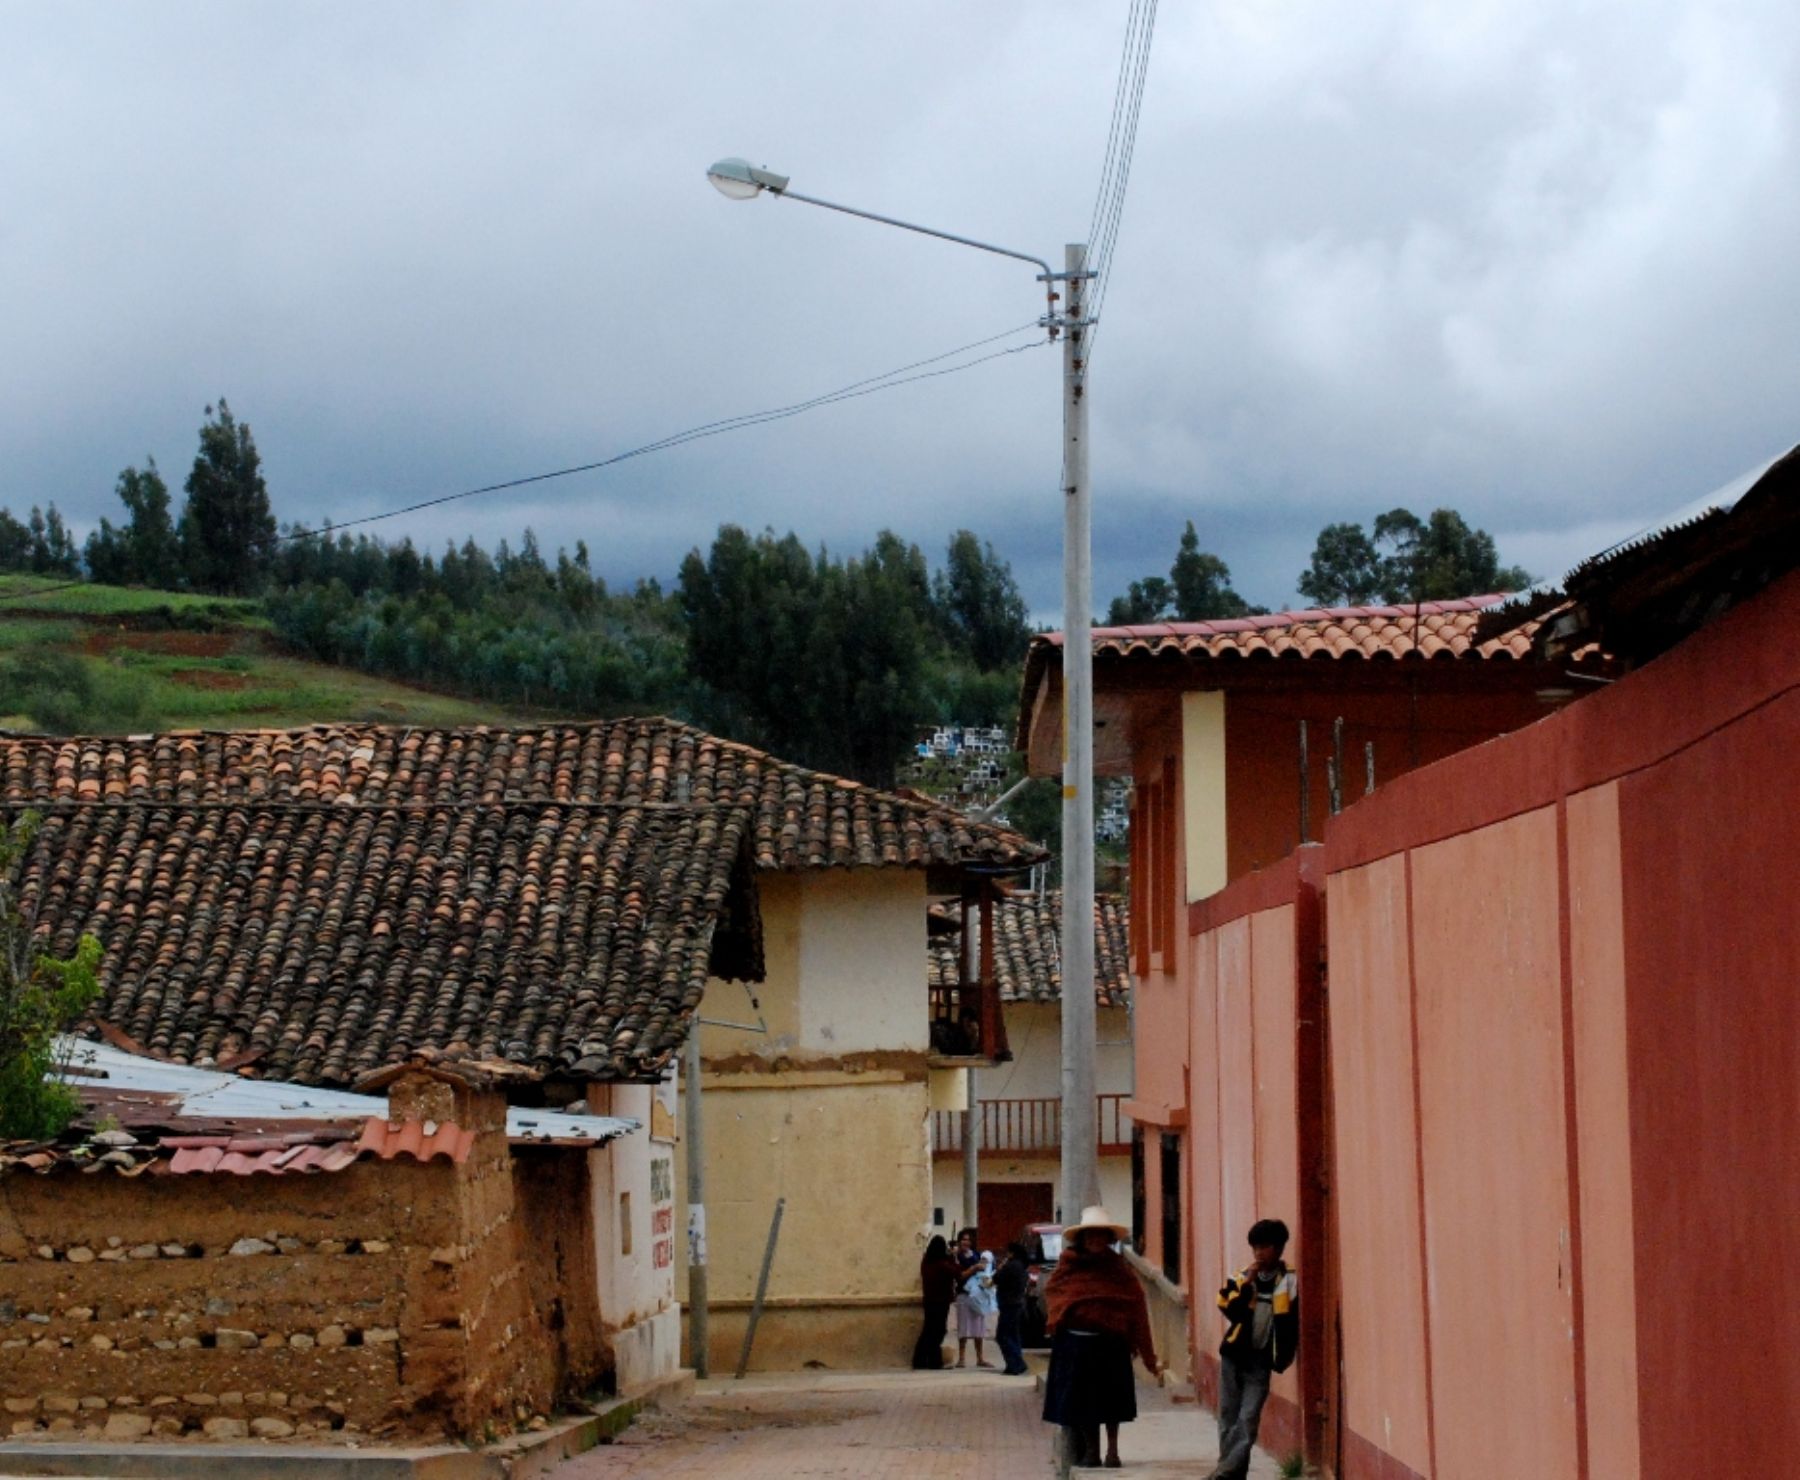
773, 186, 1055, 281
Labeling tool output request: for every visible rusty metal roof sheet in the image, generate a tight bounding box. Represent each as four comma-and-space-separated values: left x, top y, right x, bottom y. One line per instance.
2, 1041, 641, 1178
58, 1039, 639, 1146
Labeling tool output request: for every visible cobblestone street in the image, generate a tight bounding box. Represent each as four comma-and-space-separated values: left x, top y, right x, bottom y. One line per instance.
559, 1369, 1057, 1479
557, 1368, 1280, 1479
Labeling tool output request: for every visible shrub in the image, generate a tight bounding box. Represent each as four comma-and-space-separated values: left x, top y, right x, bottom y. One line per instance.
0, 814, 103, 1139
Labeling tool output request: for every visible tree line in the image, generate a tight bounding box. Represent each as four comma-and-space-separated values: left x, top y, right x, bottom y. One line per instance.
6, 399, 1533, 789
1108, 509, 1533, 624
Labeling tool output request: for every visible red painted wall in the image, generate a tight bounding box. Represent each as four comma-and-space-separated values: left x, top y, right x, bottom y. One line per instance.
1616, 690, 1800, 1474
1224, 681, 1552, 879
1318, 567, 1800, 1478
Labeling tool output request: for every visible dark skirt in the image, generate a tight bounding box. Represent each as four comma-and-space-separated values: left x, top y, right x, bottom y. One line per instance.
912, 1300, 951, 1369
1042, 1327, 1138, 1426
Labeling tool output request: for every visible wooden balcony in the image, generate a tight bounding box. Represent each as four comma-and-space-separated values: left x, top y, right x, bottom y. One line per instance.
932, 1094, 1132, 1158
927, 882, 1010, 1067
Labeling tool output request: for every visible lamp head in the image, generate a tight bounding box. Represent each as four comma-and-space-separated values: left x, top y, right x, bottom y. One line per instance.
707, 157, 790, 200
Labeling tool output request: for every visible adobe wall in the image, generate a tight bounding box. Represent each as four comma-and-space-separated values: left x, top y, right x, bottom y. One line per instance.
674, 1070, 932, 1371
511, 1149, 606, 1402
0, 1081, 597, 1442
426, 1086, 555, 1437
0, 1157, 454, 1441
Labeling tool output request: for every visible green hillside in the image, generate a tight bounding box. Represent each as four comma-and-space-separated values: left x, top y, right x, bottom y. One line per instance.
0, 575, 518, 733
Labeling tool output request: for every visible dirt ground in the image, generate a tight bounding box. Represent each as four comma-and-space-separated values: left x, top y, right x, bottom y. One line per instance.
562, 1369, 1058, 1479
80, 629, 238, 657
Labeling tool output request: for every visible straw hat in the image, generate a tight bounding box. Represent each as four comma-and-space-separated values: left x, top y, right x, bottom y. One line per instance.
1062, 1205, 1130, 1242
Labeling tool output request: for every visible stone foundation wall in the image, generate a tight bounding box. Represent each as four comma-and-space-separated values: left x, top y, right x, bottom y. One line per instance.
0, 1081, 600, 1442
0, 1158, 452, 1441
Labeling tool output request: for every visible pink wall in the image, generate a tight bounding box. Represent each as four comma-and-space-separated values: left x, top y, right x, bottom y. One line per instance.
1410, 809, 1579, 1479
1320, 567, 1800, 1478
1129, 568, 1800, 1478
1182, 853, 1325, 1462
1615, 688, 1800, 1473
1326, 855, 1432, 1479
1564, 781, 1639, 1479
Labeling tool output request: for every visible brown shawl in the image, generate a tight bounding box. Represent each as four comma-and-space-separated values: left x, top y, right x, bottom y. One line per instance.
920, 1253, 958, 1307
1044, 1247, 1157, 1363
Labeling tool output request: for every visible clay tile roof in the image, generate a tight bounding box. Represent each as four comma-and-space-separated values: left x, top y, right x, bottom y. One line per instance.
928, 890, 1130, 1008
1055, 595, 1530, 665
0, 719, 1038, 1088
1016, 596, 1564, 747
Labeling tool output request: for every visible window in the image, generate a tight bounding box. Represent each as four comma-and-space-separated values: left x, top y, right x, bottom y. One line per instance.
1130, 1125, 1146, 1254
1160, 1132, 1182, 1285
619, 1191, 633, 1257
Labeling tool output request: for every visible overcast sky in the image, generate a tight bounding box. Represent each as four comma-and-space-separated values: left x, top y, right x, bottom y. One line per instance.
5, 1, 1796, 617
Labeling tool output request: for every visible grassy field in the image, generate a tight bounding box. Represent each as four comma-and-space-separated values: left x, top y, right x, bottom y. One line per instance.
0, 578, 517, 733
0, 572, 265, 624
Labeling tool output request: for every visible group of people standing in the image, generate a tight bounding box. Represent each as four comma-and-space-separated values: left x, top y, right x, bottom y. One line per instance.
910, 1227, 1031, 1375
911, 1205, 1297, 1478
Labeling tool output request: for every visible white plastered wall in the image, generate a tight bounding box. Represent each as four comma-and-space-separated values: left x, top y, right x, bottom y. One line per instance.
930, 1001, 1136, 1232
588, 1081, 680, 1393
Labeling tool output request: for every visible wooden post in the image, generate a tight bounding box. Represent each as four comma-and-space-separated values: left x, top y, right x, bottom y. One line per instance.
734, 1197, 786, 1379
1298, 720, 1311, 843
1330, 717, 1345, 815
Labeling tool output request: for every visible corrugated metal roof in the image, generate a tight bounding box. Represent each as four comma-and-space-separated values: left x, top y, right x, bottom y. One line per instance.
56, 1039, 639, 1147
1570, 443, 1796, 580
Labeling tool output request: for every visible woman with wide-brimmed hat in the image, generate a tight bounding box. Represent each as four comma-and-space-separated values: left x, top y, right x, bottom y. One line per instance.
1041, 1206, 1160, 1469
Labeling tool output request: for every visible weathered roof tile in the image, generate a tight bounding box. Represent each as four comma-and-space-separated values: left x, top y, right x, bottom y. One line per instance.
1, 718, 1038, 1088
929, 890, 1130, 1007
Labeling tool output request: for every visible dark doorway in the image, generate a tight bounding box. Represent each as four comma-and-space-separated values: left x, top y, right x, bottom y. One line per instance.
977, 1181, 1054, 1248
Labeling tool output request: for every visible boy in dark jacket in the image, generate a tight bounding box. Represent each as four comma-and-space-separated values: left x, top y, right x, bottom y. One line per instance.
1207, 1218, 1298, 1480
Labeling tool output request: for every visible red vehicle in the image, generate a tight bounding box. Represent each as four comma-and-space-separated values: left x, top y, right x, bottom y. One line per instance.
1019, 1222, 1065, 1347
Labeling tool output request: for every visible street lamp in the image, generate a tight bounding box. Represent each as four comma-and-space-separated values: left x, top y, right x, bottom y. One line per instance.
703, 159, 1101, 1235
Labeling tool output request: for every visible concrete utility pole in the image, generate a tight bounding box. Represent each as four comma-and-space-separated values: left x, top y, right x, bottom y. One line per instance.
684, 1028, 708, 1378
702, 157, 1103, 1221
1059, 242, 1100, 1220
961, 899, 981, 1231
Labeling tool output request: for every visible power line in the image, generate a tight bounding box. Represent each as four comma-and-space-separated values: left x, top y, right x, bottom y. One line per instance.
1086, 0, 1150, 254
1086, 0, 1160, 359
0, 322, 1050, 602
272, 325, 1047, 546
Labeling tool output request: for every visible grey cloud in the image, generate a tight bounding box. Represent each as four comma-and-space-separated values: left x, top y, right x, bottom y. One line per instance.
3, 0, 1794, 620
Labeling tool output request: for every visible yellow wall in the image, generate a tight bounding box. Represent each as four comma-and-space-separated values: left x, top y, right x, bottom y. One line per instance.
697, 869, 928, 1059
1182, 690, 1227, 902
679, 867, 937, 1370
678, 1075, 930, 1302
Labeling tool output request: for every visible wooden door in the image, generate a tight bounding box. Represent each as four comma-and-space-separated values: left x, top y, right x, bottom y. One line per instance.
976, 1181, 1054, 1249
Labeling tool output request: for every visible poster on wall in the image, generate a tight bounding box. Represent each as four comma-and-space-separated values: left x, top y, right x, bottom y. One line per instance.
650, 1066, 678, 1143
650, 1155, 675, 1270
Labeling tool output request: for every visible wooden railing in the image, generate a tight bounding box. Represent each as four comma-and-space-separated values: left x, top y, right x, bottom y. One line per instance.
933, 1094, 1132, 1157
